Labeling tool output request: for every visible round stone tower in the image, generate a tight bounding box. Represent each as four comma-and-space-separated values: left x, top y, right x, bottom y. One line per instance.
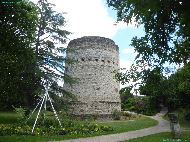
64, 36, 121, 116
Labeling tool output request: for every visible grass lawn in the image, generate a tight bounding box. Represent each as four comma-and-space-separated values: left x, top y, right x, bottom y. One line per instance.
123, 131, 190, 142
96, 116, 158, 134
0, 112, 19, 124
0, 112, 158, 142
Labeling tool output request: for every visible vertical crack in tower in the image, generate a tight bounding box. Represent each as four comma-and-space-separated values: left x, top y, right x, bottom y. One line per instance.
64, 36, 121, 117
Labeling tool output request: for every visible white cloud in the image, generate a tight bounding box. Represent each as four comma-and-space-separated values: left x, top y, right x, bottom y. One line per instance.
120, 59, 133, 70
38, 0, 133, 40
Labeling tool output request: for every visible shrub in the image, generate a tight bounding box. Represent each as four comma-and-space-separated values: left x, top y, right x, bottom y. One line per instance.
122, 96, 157, 116
111, 109, 121, 120
0, 119, 113, 136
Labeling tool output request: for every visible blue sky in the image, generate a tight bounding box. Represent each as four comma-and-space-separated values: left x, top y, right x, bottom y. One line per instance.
105, 0, 145, 70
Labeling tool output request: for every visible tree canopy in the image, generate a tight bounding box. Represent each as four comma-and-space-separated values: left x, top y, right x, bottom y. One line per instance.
33, 0, 71, 96
107, 0, 190, 65
107, 0, 190, 110
0, 0, 72, 110
0, 0, 40, 110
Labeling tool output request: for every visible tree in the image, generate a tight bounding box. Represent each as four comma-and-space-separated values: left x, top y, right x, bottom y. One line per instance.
119, 87, 133, 110
139, 68, 165, 96
139, 68, 167, 109
164, 64, 190, 110
0, 0, 73, 111
0, 0, 40, 110
32, 0, 74, 107
107, 0, 190, 65
120, 87, 133, 103
107, 0, 190, 102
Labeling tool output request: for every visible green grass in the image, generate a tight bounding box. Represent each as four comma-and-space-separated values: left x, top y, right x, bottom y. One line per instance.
0, 112, 158, 142
96, 116, 158, 134
0, 136, 66, 142
0, 112, 19, 124
123, 131, 190, 142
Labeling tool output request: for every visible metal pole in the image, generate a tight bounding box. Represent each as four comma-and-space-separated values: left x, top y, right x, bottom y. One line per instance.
47, 93, 62, 127
32, 93, 46, 133
26, 97, 43, 123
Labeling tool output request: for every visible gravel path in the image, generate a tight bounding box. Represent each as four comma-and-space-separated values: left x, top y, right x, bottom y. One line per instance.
52, 108, 170, 142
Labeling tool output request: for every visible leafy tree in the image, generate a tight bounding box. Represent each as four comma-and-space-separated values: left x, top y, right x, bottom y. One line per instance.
107, 0, 190, 81
119, 87, 133, 110
107, 1, 190, 108
107, 0, 190, 65
32, 0, 74, 109
120, 87, 133, 100
138, 68, 167, 109
0, 0, 73, 110
139, 68, 165, 96
164, 64, 190, 110
0, 0, 40, 110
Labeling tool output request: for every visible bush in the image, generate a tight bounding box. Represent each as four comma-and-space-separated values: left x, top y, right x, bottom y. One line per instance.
0, 118, 113, 136
111, 109, 121, 120
122, 96, 158, 116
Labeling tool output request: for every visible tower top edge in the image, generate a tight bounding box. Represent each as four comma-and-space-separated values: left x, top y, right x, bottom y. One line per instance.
68, 36, 119, 50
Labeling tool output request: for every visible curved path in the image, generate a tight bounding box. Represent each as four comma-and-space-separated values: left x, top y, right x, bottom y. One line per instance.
54, 108, 171, 142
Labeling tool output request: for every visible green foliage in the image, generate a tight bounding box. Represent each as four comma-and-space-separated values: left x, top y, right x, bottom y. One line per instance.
32, 0, 74, 111
0, 111, 113, 136
13, 107, 28, 122
0, 0, 40, 110
33, 0, 71, 86
164, 108, 190, 128
0, 111, 158, 141
107, 0, 190, 65
107, 0, 190, 112
121, 111, 139, 120
139, 68, 165, 96
120, 87, 134, 110
0, 119, 113, 136
122, 111, 132, 118
111, 109, 121, 120
123, 96, 157, 116
0, 0, 74, 111
124, 132, 190, 142
163, 64, 190, 110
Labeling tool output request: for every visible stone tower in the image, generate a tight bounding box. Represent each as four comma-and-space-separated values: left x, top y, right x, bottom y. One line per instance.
64, 36, 121, 116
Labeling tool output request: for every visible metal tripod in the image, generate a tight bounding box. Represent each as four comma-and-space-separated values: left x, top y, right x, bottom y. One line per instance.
26, 81, 62, 133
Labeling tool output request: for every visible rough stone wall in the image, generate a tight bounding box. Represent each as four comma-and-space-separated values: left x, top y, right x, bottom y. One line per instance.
64, 36, 121, 115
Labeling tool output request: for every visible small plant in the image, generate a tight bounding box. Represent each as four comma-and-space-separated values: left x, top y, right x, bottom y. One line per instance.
13, 106, 27, 123
112, 109, 121, 120
92, 113, 99, 120
14, 107, 26, 118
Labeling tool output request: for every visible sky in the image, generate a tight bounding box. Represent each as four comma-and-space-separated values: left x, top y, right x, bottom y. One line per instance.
32, 0, 145, 88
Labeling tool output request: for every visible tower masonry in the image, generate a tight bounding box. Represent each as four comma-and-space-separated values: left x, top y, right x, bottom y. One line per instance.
64, 36, 121, 116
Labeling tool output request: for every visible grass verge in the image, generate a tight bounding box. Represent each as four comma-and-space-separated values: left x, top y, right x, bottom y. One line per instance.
123, 131, 190, 142
96, 116, 158, 134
